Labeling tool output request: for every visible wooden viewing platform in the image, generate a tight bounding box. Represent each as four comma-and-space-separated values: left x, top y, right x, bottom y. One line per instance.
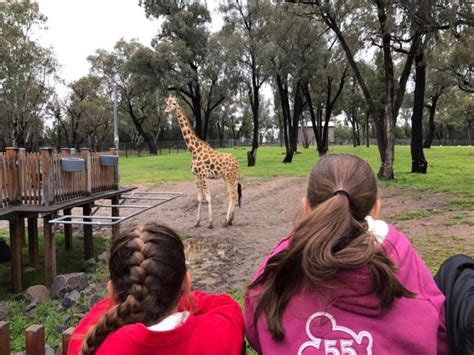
0, 147, 127, 292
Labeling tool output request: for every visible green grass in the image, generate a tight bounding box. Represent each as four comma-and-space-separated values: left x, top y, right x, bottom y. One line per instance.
411, 235, 472, 274
0, 232, 109, 298
393, 209, 435, 221
119, 146, 474, 196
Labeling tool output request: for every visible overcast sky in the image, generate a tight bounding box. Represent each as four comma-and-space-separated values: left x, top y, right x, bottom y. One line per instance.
37, 0, 222, 91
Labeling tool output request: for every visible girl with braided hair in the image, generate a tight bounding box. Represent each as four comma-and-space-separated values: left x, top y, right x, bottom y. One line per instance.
68, 223, 244, 355
245, 154, 449, 355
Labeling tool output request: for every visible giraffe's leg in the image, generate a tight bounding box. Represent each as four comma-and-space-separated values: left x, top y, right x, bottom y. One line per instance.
223, 176, 237, 227
195, 178, 204, 227
202, 179, 213, 229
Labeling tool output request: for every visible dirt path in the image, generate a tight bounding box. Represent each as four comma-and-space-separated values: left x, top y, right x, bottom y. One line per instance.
88, 177, 471, 293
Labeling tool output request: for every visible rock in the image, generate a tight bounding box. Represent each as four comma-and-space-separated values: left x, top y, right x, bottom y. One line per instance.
0, 239, 10, 262
50, 273, 89, 299
12, 293, 26, 302
89, 294, 103, 308
61, 290, 80, 308
98, 251, 110, 265
81, 258, 97, 272
45, 344, 55, 355
26, 300, 38, 313
0, 301, 7, 320
25, 285, 50, 303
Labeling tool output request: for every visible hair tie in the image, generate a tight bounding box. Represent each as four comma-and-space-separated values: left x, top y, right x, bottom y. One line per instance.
334, 189, 350, 199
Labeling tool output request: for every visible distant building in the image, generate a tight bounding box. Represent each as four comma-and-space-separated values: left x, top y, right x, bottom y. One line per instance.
298, 121, 335, 146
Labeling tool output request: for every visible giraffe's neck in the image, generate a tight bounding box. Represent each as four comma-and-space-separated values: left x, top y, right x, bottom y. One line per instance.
175, 105, 205, 155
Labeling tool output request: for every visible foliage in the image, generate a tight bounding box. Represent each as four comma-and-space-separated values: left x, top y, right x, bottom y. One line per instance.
0, 2, 57, 150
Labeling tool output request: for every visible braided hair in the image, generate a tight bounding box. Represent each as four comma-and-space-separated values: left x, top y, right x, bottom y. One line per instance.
80, 223, 187, 354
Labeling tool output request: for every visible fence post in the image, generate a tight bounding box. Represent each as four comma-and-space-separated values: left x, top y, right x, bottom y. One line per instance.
59, 148, 72, 249
25, 324, 45, 355
40, 148, 53, 206
81, 148, 92, 195
62, 327, 75, 355
0, 321, 10, 355
43, 214, 56, 287
5, 147, 20, 205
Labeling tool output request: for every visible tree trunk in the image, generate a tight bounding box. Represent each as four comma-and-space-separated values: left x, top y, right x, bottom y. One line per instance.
247, 82, 260, 167
423, 94, 440, 148
276, 75, 293, 163
289, 81, 305, 155
364, 111, 369, 147
410, 49, 428, 174
127, 103, 158, 155
303, 83, 322, 153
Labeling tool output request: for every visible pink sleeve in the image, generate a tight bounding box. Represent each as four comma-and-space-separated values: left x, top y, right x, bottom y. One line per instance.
244, 291, 262, 353
244, 235, 291, 353
437, 305, 450, 355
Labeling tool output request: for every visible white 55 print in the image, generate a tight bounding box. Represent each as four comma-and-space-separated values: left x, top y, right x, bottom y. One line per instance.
298, 312, 374, 355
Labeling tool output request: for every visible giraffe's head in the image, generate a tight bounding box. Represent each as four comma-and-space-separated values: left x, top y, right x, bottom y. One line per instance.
165, 95, 178, 113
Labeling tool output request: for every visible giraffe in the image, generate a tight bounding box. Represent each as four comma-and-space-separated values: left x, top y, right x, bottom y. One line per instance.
165, 95, 241, 228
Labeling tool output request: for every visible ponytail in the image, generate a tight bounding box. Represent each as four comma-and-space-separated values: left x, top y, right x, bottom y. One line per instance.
249, 154, 415, 341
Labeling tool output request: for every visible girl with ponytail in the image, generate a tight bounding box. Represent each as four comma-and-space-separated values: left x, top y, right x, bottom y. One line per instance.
245, 154, 448, 355
68, 223, 244, 355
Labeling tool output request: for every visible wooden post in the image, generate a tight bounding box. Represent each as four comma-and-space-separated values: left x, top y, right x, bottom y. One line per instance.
43, 215, 56, 287
25, 325, 45, 355
27, 218, 40, 268
111, 195, 120, 241
9, 219, 23, 292
81, 148, 92, 195
62, 327, 75, 355
5, 148, 20, 205
20, 218, 25, 249
40, 148, 54, 206
83, 203, 93, 260
0, 321, 10, 355
63, 208, 72, 250
18, 148, 25, 204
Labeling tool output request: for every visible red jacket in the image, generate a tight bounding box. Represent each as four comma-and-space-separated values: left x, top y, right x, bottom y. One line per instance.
68, 291, 244, 355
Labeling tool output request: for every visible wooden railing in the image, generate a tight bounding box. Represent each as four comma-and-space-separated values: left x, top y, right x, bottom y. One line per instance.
0, 321, 74, 355
0, 147, 119, 207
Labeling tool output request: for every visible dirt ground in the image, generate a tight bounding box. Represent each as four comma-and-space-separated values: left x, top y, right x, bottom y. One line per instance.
6, 177, 472, 293
83, 176, 472, 293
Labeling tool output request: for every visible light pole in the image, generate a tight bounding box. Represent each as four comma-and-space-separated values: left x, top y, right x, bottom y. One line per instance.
113, 83, 119, 153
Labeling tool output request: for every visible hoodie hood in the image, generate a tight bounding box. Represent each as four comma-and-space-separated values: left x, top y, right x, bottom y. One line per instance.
324, 220, 406, 317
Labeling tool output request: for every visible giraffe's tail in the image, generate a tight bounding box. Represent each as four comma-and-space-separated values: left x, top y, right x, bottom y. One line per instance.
237, 182, 242, 208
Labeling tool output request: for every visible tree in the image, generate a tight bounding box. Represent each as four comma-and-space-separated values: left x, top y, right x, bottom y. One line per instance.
0, 2, 57, 149
60, 75, 113, 150
286, 0, 427, 179
140, 0, 214, 140
88, 40, 165, 154
304, 37, 348, 156
266, 3, 323, 162
221, 0, 272, 166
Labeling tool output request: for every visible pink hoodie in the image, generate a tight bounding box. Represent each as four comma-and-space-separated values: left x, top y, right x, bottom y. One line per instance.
245, 221, 449, 355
